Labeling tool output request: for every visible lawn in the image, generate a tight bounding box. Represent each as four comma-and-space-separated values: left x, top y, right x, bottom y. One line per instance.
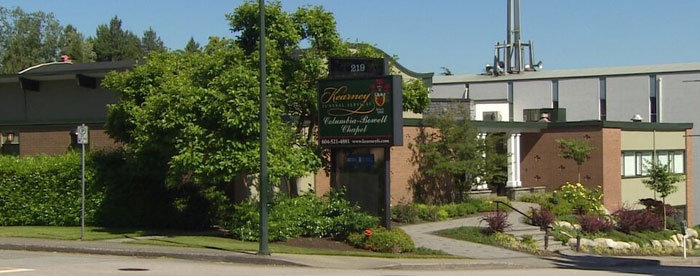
0, 226, 185, 241
0, 226, 454, 258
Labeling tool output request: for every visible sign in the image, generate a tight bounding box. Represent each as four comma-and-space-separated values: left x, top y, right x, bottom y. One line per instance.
77, 125, 88, 144
328, 57, 388, 79
345, 154, 375, 167
318, 75, 403, 147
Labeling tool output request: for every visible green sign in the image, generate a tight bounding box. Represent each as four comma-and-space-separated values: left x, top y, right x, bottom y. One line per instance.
318, 75, 403, 147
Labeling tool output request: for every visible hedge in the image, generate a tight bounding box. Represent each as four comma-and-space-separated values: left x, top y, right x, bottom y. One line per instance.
0, 152, 102, 225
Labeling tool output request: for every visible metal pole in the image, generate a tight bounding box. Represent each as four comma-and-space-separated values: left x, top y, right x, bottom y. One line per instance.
80, 142, 85, 240
257, 0, 270, 256
384, 147, 391, 230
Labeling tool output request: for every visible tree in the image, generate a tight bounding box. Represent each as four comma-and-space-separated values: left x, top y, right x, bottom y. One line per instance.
103, 2, 430, 200
410, 106, 507, 203
59, 24, 96, 63
0, 7, 62, 73
642, 161, 684, 229
91, 16, 142, 61
556, 138, 596, 183
184, 37, 200, 53
140, 27, 166, 55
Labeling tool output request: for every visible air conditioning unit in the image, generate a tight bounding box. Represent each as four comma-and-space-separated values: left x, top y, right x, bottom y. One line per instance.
482, 111, 502, 121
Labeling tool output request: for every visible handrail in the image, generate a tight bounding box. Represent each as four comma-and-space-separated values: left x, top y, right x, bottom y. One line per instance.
493, 200, 552, 230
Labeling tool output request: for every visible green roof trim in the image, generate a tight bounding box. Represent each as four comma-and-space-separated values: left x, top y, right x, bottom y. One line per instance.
348, 43, 434, 87
0, 119, 106, 128
404, 119, 692, 132
548, 120, 693, 131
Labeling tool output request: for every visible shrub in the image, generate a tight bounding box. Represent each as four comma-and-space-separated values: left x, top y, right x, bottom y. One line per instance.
347, 227, 414, 253
391, 204, 420, 223
530, 208, 555, 229
639, 198, 678, 218
614, 207, 663, 233
0, 152, 103, 226
556, 182, 604, 215
225, 189, 379, 241
481, 210, 511, 233
578, 215, 613, 233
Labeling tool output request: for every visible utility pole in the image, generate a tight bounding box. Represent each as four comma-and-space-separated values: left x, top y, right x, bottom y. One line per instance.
257, 0, 270, 256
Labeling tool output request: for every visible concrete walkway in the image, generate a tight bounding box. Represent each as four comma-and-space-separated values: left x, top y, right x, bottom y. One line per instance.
398, 201, 540, 259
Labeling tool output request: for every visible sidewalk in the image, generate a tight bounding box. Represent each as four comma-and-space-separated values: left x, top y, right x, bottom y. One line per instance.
398, 201, 539, 259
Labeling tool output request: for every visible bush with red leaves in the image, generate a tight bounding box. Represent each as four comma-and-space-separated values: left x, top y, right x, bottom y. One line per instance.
481, 210, 511, 233
638, 198, 678, 218
578, 215, 614, 233
530, 208, 555, 229
614, 207, 663, 233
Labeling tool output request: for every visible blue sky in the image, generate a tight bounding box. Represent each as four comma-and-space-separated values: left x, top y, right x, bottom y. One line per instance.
4, 0, 700, 75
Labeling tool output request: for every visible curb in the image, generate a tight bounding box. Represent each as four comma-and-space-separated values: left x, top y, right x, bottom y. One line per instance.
0, 242, 306, 267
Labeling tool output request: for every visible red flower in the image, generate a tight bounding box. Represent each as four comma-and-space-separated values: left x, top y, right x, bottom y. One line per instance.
364, 229, 372, 237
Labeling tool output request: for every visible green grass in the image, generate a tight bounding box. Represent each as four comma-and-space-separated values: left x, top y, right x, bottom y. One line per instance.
0, 226, 457, 258
129, 236, 458, 258
0, 226, 212, 241
436, 226, 496, 245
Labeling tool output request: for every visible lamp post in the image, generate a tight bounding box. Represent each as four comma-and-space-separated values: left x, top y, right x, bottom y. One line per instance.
257, 0, 270, 256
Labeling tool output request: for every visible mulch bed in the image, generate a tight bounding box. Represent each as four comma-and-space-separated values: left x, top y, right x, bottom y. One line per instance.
274, 237, 366, 252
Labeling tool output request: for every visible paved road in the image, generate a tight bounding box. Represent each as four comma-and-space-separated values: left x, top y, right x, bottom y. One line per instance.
1, 250, 699, 276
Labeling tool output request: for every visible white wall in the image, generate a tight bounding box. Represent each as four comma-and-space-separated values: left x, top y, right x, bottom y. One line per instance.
513, 80, 552, 121
474, 102, 509, 121
559, 78, 600, 121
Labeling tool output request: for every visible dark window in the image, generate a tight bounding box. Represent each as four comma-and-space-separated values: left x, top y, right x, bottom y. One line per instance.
650, 75, 658, 122
599, 77, 606, 121
552, 80, 559, 109
2, 132, 19, 156
508, 82, 514, 121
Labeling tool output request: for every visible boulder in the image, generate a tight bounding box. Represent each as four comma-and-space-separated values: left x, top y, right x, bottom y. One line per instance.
652, 240, 663, 248
613, 242, 631, 250
629, 242, 640, 249
662, 239, 677, 248
671, 235, 680, 246
594, 238, 616, 248
686, 228, 698, 239
694, 239, 700, 249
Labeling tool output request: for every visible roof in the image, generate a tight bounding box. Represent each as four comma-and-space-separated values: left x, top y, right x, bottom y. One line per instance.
0, 60, 136, 83
434, 62, 700, 84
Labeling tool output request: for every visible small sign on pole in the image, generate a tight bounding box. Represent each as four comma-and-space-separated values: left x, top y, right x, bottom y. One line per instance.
77, 125, 89, 144
77, 124, 87, 240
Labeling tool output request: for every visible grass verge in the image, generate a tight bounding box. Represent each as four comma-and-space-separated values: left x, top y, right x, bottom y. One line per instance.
129, 236, 457, 258
0, 226, 192, 241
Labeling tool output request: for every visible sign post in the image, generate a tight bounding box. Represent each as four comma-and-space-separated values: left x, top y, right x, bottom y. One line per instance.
76, 124, 88, 240
318, 59, 401, 229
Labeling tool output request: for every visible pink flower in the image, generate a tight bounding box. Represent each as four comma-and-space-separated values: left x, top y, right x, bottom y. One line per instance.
364, 229, 373, 237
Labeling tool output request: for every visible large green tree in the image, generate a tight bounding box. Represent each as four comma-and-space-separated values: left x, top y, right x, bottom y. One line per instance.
184, 37, 201, 53
59, 24, 96, 63
91, 16, 142, 61
104, 2, 430, 195
140, 27, 167, 55
0, 6, 62, 73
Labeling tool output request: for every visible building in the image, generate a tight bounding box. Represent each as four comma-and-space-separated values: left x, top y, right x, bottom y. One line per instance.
0, 61, 132, 155
431, 63, 700, 224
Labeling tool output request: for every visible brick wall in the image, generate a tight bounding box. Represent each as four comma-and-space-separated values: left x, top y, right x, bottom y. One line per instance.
14, 125, 118, 156
601, 128, 622, 211
520, 127, 605, 192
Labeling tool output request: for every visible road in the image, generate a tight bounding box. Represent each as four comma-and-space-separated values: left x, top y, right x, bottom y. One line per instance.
1, 250, 699, 276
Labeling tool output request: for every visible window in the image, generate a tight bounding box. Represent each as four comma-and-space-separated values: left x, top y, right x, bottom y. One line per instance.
599, 77, 606, 121
508, 82, 514, 121
650, 75, 658, 122
622, 150, 684, 177
1, 131, 19, 156
552, 80, 559, 109
657, 150, 685, 173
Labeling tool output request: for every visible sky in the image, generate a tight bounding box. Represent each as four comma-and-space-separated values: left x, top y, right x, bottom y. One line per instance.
3, 0, 700, 75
